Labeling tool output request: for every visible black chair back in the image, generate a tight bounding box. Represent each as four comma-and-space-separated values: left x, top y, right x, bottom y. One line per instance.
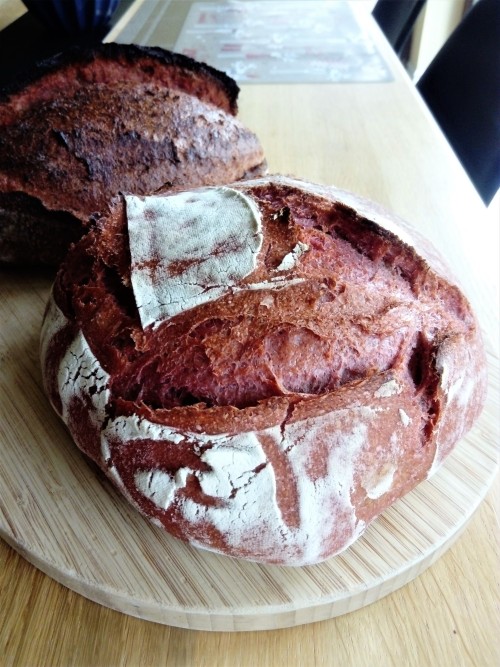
417, 0, 500, 205
373, 0, 427, 56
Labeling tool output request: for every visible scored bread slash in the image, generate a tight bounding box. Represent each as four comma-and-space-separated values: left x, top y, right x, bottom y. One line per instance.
40, 175, 487, 566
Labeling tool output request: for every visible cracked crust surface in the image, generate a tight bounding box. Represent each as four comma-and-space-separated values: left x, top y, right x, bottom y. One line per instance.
0, 43, 266, 265
40, 176, 487, 565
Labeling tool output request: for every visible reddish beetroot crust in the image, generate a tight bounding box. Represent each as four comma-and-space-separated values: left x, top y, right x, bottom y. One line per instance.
53, 179, 483, 437
43, 176, 487, 564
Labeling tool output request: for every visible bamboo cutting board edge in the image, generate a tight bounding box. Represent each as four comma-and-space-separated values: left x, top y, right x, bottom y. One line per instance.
1, 397, 497, 632
0, 474, 491, 632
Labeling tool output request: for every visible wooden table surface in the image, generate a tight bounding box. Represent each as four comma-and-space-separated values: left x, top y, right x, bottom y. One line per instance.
1, 1, 498, 665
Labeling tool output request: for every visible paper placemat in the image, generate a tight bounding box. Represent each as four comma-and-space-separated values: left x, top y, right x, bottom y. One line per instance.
174, 1, 392, 83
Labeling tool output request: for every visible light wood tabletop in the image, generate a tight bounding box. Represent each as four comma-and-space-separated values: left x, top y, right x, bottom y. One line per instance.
0, 1, 498, 665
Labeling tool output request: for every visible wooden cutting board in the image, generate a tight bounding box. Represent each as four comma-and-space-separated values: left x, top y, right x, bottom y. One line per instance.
0, 267, 498, 632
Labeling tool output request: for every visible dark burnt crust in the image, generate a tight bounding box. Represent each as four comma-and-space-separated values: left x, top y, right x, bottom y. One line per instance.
0, 44, 267, 265
0, 43, 240, 115
0, 191, 84, 265
0, 83, 264, 215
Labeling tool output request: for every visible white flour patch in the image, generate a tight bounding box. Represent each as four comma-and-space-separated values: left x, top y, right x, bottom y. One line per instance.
127, 187, 263, 328
399, 408, 411, 427
259, 294, 275, 308
234, 276, 306, 292
135, 468, 190, 510
363, 463, 397, 499
100, 407, 377, 565
374, 379, 402, 398
275, 242, 310, 271
279, 408, 374, 562
57, 327, 110, 427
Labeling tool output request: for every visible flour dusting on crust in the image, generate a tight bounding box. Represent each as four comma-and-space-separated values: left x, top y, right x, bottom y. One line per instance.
40, 175, 487, 566
127, 187, 263, 328
100, 409, 375, 565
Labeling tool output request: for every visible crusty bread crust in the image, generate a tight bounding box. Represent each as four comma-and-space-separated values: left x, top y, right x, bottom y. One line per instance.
0, 44, 266, 265
0, 43, 240, 117
40, 176, 487, 565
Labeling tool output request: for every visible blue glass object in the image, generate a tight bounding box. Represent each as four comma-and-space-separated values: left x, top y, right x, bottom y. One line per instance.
21, 0, 120, 35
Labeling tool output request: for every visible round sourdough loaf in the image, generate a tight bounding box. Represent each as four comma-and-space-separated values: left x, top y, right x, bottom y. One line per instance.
40, 175, 487, 565
0, 43, 266, 265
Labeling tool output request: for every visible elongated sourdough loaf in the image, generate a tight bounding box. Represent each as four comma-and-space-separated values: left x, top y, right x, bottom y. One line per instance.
40, 175, 487, 566
0, 43, 266, 265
